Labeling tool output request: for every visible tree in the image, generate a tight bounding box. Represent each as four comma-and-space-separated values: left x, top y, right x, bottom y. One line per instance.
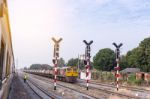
30, 64, 52, 70
126, 48, 139, 68
137, 37, 150, 72
125, 37, 150, 72
67, 58, 78, 67
41, 64, 52, 70
93, 48, 115, 71
120, 55, 128, 70
78, 59, 85, 70
58, 58, 65, 67
30, 64, 41, 69
24, 67, 28, 70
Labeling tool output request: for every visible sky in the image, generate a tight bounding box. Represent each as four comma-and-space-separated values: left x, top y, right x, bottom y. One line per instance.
7, 0, 150, 68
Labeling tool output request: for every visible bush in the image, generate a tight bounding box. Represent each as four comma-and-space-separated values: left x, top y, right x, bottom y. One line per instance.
135, 79, 143, 85
127, 74, 144, 85
127, 74, 136, 85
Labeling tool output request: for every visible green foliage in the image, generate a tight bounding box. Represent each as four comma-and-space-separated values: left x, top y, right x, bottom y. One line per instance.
92, 37, 150, 72
135, 79, 143, 85
91, 71, 115, 82
126, 48, 139, 68
120, 55, 128, 70
127, 74, 136, 85
58, 58, 65, 67
126, 37, 150, 72
78, 59, 85, 70
93, 48, 115, 71
127, 74, 144, 85
67, 58, 78, 66
30, 64, 52, 70
67, 58, 92, 69
138, 37, 150, 72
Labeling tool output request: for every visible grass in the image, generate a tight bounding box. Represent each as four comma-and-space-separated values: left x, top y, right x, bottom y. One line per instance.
127, 74, 144, 85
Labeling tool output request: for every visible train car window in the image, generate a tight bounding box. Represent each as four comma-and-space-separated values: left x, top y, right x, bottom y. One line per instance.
6, 51, 10, 76
0, 40, 5, 81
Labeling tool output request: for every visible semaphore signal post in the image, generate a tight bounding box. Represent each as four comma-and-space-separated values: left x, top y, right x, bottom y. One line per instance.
52, 37, 62, 90
113, 42, 123, 91
83, 40, 93, 90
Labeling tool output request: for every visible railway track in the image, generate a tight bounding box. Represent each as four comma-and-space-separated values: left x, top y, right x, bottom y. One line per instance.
55, 82, 97, 98
29, 74, 98, 98
27, 79, 63, 99
27, 72, 144, 99
61, 80, 137, 99
78, 79, 150, 99
79, 79, 150, 94
20, 72, 63, 99
26, 80, 43, 99
77, 82, 138, 99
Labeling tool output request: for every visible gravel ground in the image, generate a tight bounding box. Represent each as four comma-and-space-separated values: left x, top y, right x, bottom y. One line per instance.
27, 73, 108, 99
23, 72, 98, 99
8, 73, 41, 99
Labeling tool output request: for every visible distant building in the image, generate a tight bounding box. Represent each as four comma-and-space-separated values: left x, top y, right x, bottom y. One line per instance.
121, 68, 140, 74
136, 72, 150, 82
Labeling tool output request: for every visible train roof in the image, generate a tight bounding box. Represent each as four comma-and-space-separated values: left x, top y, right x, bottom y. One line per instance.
58, 66, 77, 69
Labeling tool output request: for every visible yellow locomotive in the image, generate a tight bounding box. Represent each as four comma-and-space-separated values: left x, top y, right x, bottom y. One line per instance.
57, 66, 78, 82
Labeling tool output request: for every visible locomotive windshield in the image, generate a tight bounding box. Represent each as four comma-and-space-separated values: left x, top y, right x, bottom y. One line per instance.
73, 68, 77, 72
67, 68, 71, 72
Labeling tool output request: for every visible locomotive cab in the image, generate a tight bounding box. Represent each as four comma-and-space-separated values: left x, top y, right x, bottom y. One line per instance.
65, 67, 78, 83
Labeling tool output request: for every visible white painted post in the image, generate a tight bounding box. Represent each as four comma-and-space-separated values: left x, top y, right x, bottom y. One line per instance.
113, 43, 123, 91
52, 37, 62, 90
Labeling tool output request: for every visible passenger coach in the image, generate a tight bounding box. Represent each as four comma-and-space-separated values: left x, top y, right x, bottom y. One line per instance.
0, 0, 15, 98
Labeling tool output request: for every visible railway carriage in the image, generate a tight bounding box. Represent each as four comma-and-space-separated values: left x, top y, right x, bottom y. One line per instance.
0, 0, 15, 98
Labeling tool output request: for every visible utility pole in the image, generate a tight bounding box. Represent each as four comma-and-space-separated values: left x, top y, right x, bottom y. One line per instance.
78, 54, 85, 73
78, 54, 80, 72
16, 58, 18, 73
52, 37, 62, 90
83, 40, 93, 90
113, 42, 123, 91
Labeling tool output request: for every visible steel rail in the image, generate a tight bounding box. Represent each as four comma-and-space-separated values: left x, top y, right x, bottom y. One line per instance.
26, 78, 63, 99
28, 73, 139, 98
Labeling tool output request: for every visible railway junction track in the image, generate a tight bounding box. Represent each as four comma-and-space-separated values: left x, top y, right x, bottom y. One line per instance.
78, 79, 150, 98
27, 73, 107, 98
20, 72, 63, 99
24, 72, 150, 99
22, 72, 96, 99
26, 79, 62, 99
79, 79, 150, 93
